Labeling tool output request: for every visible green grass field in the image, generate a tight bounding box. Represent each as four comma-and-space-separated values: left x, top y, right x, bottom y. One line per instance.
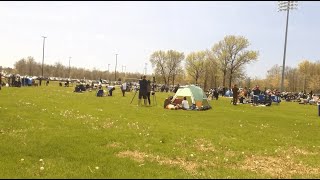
1, 82, 320, 178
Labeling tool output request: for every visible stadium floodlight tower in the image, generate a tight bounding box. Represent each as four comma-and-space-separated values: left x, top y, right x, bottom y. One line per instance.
115, 54, 118, 81
68, 57, 71, 79
278, 1, 298, 92
41, 36, 47, 78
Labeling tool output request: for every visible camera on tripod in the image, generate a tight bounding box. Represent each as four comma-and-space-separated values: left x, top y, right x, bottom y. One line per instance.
130, 75, 157, 106
151, 76, 156, 91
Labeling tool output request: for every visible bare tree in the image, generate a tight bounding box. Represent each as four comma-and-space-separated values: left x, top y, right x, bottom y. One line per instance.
166, 50, 184, 86
150, 50, 168, 85
185, 51, 206, 85
212, 40, 229, 88
212, 35, 258, 88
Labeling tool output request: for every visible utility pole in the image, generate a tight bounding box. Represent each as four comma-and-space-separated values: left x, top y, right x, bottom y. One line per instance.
41, 36, 47, 78
108, 64, 110, 72
278, 1, 298, 92
144, 63, 147, 75
69, 57, 71, 79
123, 65, 126, 77
115, 54, 118, 81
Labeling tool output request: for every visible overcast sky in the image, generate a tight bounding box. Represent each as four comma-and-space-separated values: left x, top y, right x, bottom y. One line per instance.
1, 1, 319, 78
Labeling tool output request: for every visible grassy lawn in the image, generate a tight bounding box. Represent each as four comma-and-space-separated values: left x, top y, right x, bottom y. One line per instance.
1, 82, 320, 178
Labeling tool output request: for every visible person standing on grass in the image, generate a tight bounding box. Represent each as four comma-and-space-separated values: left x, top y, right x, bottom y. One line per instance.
214, 88, 219, 100
232, 84, 239, 105
138, 75, 148, 106
121, 82, 127, 97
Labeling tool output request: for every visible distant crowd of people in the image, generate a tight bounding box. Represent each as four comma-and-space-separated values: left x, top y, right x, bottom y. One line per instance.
0, 74, 50, 87
205, 84, 320, 107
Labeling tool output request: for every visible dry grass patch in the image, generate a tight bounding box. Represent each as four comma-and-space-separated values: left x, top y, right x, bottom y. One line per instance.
106, 142, 123, 148
239, 155, 320, 178
285, 146, 318, 156
225, 150, 236, 158
102, 121, 115, 129
193, 138, 215, 152
116, 150, 213, 173
117, 150, 146, 163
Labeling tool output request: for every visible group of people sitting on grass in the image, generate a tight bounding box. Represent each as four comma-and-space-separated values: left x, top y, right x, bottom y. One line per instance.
229, 85, 320, 106
269, 90, 319, 105
163, 96, 197, 110
297, 90, 320, 105
95, 85, 115, 97
230, 85, 280, 106
73, 83, 116, 96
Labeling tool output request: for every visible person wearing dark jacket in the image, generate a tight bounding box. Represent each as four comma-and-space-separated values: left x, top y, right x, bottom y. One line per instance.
253, 85, 261, 105
173, 84, 179, 93
138, 75, 148, 106
232, 84, 239, 105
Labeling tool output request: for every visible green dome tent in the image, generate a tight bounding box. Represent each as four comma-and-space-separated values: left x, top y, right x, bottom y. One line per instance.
172, 85, 211, 110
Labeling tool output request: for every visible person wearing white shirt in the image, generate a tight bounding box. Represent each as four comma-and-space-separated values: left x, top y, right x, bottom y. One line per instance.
107, 85, 115, 96
181, 96, 190, 110
121, 82, 127, 97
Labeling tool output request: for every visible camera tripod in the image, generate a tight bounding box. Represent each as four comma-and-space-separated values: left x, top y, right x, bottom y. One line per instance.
130, 88, 139, 104
130, 89, 157, 106
151, 83, 157, 106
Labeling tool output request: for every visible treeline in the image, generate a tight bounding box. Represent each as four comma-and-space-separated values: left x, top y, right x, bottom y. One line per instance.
12, 56, 144, 81
249, 60, 320, 92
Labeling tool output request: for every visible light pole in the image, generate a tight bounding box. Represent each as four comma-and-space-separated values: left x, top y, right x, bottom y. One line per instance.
278, 1, 297, 92
115, 54, 118, 81
123, 65, 126, 77
69, 57, 71, 79
144, 63, 147, 75
108, 64, 110, 72
41, 36, 47, 78
279, 65, 283, 90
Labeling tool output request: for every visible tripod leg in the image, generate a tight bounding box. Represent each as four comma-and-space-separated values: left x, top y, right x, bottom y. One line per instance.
130, 90, 137, 104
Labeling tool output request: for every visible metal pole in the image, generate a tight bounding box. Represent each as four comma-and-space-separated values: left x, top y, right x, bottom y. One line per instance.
108, 64, 110, 72
280, 1, 290, 92
41, 36, 47, 77
145, 63, 147, 75
69, 57, 71, 78
115, 54, 118, 81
